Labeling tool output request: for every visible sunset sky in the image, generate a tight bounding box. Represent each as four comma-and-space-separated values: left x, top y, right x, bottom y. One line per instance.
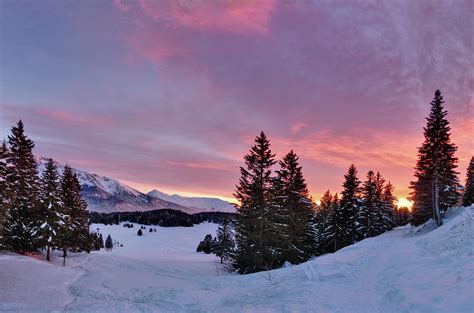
1, 0, 472, 205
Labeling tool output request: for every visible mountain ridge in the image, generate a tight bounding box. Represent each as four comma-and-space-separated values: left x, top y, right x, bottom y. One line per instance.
35, 157, 235, 214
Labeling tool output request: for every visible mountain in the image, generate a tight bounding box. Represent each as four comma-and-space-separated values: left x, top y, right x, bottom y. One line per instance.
35, 157, 235, 214
148, 189, 235, 212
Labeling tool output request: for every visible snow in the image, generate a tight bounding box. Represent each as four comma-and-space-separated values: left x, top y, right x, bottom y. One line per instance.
1, 206, 473, 312
148, 189, 235, 212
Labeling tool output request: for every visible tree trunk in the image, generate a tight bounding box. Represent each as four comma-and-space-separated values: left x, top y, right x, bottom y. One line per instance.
46, 246, 51, 262
63, 247, 67, 267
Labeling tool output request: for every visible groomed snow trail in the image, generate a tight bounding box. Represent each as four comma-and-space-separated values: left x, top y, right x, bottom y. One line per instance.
1, 207, 472, 312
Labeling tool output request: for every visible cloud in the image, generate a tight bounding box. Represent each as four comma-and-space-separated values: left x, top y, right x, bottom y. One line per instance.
136, 0, 275, 35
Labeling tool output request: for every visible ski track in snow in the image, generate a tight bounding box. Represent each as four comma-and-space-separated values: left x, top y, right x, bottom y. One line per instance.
1, 207, 473, 313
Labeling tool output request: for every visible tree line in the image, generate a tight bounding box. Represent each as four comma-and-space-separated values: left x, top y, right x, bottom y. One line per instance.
216, 89, 473, 274
0, 121, 101, 264
90, 210, 235, 227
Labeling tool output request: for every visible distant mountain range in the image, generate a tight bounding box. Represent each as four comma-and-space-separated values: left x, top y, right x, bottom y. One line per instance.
36, 157, 235, 214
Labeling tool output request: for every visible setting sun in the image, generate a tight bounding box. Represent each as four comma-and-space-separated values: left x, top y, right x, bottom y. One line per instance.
397, 198, 413, 210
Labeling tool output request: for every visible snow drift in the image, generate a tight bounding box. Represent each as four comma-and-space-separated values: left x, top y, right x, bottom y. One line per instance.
1, 205, 472, 312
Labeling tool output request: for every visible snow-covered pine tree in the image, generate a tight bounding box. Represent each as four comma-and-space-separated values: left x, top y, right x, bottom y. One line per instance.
314, 190, 333, 255
234, 131, 277, 274
3, 121, 41, 253
0, 141, 10, 247
381, 181, 397, 231
214, 217, 235, 264
321, 194, 348, 252
372, 172, 386, 236
58, 165, 74, 264
70, 172, 89, 251
340, 164, 362, 245
105, 234, 113, 250
99, 233, 104, 249
39, 158, 63, 261
273, 150, 315, 265
462, 156, 474, 207
357, 171, 377, 240
410, 90, 461, 226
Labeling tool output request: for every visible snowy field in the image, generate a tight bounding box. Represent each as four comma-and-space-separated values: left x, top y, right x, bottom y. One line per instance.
1, 206, 473, 313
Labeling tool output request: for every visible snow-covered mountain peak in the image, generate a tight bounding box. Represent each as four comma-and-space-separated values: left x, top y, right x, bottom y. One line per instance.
148, 189, 235, 212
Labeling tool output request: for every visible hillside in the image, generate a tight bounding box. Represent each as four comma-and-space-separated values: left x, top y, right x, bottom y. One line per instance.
1, 205, 472, 312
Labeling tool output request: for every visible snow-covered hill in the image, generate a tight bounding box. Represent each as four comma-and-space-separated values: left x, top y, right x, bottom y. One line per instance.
148, 189, 235, 212
36, 157, 222, 214
1, 205, 472, 312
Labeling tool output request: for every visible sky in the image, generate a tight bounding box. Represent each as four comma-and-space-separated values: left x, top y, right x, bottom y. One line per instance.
0, 0, 472, 205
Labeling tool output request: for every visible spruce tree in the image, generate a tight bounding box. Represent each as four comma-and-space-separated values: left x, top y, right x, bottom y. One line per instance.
381, 181, 397, 231
321, 194, 348, 252
214, 217, 234, 263
357, 171, 377, 239
372, 172, 386, 236
0, 141, 11, 247
339, 164, 361, 245
3, 121, 41, 253
234, 131, 277, 274
39, 158, 63, 261
273, 150, 315, 265
105, 234, 113, 250
59, 165, 89, 264
410, 90, 460, 226
462, 157, 474, 207
314, 190, 333, 254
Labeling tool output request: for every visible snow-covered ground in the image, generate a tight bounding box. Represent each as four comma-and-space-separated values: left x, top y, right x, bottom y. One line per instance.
1, 206, 473, 313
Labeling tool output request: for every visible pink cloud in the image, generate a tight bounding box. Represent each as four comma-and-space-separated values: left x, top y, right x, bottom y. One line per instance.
291, 122, 309, 134
136, 0, 275, 35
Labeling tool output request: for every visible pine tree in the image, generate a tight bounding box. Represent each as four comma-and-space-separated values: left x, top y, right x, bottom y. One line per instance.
0, 141, 10, 247
321, 194, 348, 252
3, 121, 41, 253
357, 171, 377, 239
273, 150, 315, 265
340, 164, 362, 245
99, 233, 104, 248
410, 90, 461, 226
234, 131, 277, 274
462, 157, 474, 207
105, 234, 113, 250
314, 190, 333, 255
214, 217, 234, 263
372, 172, 386, 236
39, 158, 63, 261
381, 182, 397, 231
59, 165, 89, 265
137, 229, 143, 236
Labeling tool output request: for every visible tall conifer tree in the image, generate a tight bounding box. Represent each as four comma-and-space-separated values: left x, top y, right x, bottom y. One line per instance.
314, 190, 333, 254
357, 171, 377, 239
214, 217, 235, 264
373, 172, 386, 236
39, 158, 63, 261
462, 157, 474, 207
0, 141, 11, 247
381, 181, 397, 231
273, 150, 315, 265
340, 164, 361, 245
321, 194, 348, 252
234, 132, 277, 273
410, 90, 460, 226
3, 121, 41, 252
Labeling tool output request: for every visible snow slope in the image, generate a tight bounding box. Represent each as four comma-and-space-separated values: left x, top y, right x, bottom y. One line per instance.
1, 206, 473, 312
148, 189, 235, 212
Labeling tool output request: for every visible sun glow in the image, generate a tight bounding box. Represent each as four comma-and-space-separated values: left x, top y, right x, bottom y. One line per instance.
396, 198, 413, 210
